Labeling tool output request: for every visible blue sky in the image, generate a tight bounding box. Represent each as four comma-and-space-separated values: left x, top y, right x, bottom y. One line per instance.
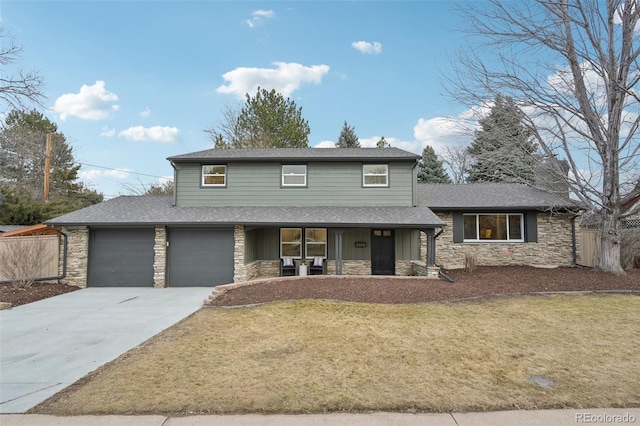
3, 1, 475, 198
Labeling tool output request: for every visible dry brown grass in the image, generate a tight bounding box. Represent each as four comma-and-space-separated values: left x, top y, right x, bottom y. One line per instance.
32, 294, 640, 415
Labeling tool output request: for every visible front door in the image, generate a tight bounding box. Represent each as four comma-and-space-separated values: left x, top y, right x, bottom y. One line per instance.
371, 229, 395, 275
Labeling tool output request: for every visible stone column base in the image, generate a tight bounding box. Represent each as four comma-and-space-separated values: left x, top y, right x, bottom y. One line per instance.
426, 266, 440, 279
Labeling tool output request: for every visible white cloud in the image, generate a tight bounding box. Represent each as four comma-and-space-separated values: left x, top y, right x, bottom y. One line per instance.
216, 62, 330, 98
351, 41, 382, 55
158, 175, 174, 185
413, 116, 474, 153
313, 140, 337, 148
80, 168, 130, 181
118, 126, 180, 143
140, 107, 151, 117
246, 9, 275, 27
52, 81, 119, 121
100, 126, 116, 137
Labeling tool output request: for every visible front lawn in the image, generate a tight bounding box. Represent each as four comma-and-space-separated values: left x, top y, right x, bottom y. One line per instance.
32, 294, 640, 415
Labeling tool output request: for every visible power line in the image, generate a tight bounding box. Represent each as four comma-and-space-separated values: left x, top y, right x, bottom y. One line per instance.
78, 162, 169, 179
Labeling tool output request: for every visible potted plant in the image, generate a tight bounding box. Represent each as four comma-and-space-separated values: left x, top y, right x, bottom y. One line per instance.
298, 259, 308, 276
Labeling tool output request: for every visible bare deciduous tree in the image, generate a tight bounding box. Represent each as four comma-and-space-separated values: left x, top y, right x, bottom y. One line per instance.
447, 0, 640, 274
0, 29, 45, 112
441, 145, 471, 184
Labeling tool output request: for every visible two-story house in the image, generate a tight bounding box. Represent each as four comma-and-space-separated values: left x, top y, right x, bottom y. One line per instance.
48, 148, 445, 288
47, 147, 579, 288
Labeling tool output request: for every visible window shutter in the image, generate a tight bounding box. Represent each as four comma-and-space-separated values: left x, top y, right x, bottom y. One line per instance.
525, 211, 538, 242
453, 212, 464, 243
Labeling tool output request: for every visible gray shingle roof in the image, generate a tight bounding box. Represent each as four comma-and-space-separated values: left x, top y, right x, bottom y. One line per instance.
167, 147, 420, 163
418, 183, 580, 211
47, 196, 444, 228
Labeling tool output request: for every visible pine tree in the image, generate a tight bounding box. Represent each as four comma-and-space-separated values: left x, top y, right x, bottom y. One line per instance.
376, 136, 390, 148
0, 110, 103, 224
466, 95, 538, 184
417, 145, 452, 183
336, 121, 360, 148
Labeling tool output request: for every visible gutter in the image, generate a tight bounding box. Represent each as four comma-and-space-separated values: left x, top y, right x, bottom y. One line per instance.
0, 225, 68, 284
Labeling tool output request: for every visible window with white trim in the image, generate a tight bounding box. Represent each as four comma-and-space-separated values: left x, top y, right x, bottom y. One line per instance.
282, 165, 307, 186
305, 228, 327, 258
281, 228, 302, 258
463, 214, 524, 242
363, 164, 388, 187
201, 165, 226, 187
280, 228, 327, 258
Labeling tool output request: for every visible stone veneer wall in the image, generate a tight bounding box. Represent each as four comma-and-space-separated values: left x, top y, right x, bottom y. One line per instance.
233, 225, 247, 283
153, 226, 167, 288
427, 212, 575, 269
61, 226, 88, 287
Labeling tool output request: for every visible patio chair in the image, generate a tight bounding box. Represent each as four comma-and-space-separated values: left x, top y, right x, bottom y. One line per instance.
280, 257, 296, 276
309, 256, 326, 275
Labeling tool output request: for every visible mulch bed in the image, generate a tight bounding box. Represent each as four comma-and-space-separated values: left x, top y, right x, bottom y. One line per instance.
0, 282, 80, 308
207, 266, 640, 306
1, 266, 638, 308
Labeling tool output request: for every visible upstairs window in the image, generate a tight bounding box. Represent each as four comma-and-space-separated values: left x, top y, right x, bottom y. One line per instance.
463, 214, 524, 242
282, 165, 307, 186
202, 165, 226, 187
363, 164, 388, 187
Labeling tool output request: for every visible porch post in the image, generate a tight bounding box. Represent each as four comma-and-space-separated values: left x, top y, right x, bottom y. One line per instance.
334, 230, 344, 275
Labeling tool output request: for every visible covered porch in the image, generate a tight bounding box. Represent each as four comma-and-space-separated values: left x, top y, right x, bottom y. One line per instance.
232, 205, 445, 282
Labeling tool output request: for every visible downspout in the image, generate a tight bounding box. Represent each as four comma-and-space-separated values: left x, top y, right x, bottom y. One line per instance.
170, 161, 178, 206
433, 226, 454, 282
49, 225, 68, 281
0, 226, 68, 284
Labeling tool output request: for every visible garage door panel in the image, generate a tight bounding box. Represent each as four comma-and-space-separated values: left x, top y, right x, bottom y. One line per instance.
88, 228, 154, 287
167, 228, 233, 287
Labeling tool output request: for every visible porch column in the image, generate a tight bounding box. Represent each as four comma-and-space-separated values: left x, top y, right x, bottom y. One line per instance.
334, 230, 344, 275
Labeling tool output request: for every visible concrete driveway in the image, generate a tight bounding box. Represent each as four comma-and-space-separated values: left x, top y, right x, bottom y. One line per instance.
0, 287, 213, 414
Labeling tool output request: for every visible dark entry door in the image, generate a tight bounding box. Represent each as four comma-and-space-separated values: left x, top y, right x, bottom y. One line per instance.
371, 229, 395, 275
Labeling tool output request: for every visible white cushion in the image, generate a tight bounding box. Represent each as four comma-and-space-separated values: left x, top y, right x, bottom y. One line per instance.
313, 257, 324, 266
283, 257, 293, 267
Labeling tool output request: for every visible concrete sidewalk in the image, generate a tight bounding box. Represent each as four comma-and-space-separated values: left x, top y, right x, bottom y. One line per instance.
0, 287, 213, 414
2, 409, 639, 425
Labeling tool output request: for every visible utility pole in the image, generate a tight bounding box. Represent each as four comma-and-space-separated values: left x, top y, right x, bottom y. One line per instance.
44, 133, 52, 201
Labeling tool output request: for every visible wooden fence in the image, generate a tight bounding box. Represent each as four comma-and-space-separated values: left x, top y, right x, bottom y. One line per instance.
578, 229, 600, 267
579, 224, 640, 268
0, 235, 60, 282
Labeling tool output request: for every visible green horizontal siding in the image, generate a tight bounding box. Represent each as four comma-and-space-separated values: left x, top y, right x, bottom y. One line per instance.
175, 161, 415, 207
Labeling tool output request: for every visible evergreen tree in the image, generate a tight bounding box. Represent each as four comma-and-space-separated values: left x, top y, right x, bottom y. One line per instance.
207, 88, 310, 148
336, 121, 360, 148
0, 109, 103, 224
417, 145, 452, 183
466, 95, 538, 184
376, 136, 390, 148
